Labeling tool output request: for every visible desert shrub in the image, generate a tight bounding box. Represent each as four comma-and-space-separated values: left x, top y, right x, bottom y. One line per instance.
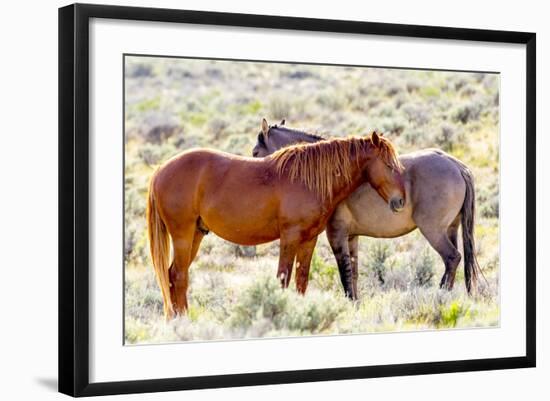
310, 252, 339, 292
194, 249, 237, 272
367, 242, 391, 285
316, 91, 348, 112
377, 104, 395, 118
188, 272, 233, 321
162, 316, 225, 342
166, 65, 194, 79
406, 80, 421, 93
453, 77, 468, 91
379, 117, 406, 136
138, 142, 177, 167
367, 97, 382, 109
125, 270, 164, 321
402, 128, 425, 147
411, 248, 435, 288
234, 245, 257, 258
383, 268, 411, 291
125, 318, 151, 344
385, 84, 403, 97
281, 69, 314, 80
205, 67, 224, 79
126, 62, 153, 78
124, 184, 149, 264
432, 122, 462, 151
397, 289, 469, 327
227, 274, 347, 335
207, 117, 228, 139
402, 104, 431, 126
145, 124, 182, 144
269, 98, 291, 120
459, 84, 478, 98
420, 85, 441, 98
477, 183, 500, 218
398, 289, 443, 325
134, 97, 161, 113
221, 134, 252, 155
452, 100, 483, 124
394, 95, 407, 109
124, 220, 148, 265
228, 275, 290, 329
285, 292, 348, 333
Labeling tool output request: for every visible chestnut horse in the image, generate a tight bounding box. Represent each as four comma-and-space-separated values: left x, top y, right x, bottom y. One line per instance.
253, 120, 484, 299
147, 119, 405, 318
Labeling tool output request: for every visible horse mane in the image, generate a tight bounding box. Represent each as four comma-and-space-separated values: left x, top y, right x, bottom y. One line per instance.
270, 125, 326, 142
269, 132, 402, 202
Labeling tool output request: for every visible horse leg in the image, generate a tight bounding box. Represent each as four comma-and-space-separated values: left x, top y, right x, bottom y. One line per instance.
277, 237, 299, 288
168, 225, 197, 315
190, 228, 205, 263
417, 226, 461, 290
348, 235, 359, 299
444, 216, 461, 287
327, 225, 356, 300
295, 236, 318, 294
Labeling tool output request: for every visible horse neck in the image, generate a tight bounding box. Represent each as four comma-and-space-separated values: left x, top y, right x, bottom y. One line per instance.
327, 165, 366, 206
324, 143, 374, 207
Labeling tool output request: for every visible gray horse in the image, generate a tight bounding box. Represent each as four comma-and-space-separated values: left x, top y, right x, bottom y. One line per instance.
253, 119, 483, 299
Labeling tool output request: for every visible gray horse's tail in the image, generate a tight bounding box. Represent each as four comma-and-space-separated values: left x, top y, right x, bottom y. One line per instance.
454, 159, 484, 293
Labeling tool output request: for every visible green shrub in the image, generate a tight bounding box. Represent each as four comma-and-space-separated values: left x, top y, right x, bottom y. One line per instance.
440, 301, 464, 327
228, 275, 290, 329
134, 96, 161, 113
310, 252, 339, 292
227, 274, 347, 335
420, 86, 441, 98
285, 293, 347, 333
412, 248, 435, 288
367, 242, 391, 285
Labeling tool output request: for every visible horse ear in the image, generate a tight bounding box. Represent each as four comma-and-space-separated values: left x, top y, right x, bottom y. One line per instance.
262, 118, 269, 138
372, 131, 380, 147
280, 119, 285, 126
261, 118, 269, 138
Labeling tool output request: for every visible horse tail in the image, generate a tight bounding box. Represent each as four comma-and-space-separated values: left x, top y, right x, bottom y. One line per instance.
455, 159, 484, 294
146, 171, 174, 319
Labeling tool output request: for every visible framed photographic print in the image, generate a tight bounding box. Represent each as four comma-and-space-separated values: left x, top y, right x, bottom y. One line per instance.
58, 3, 536, 397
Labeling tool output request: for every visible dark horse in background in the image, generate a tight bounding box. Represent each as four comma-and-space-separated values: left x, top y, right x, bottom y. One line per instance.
147, 119, 405, 319
253, 119, 483, 299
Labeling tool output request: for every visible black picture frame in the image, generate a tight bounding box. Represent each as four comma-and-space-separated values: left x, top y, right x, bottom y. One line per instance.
58, 3, 536, 397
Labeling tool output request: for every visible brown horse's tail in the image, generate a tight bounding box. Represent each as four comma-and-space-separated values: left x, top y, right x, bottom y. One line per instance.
455, 159, 485, 294
146, 173, 174, 319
